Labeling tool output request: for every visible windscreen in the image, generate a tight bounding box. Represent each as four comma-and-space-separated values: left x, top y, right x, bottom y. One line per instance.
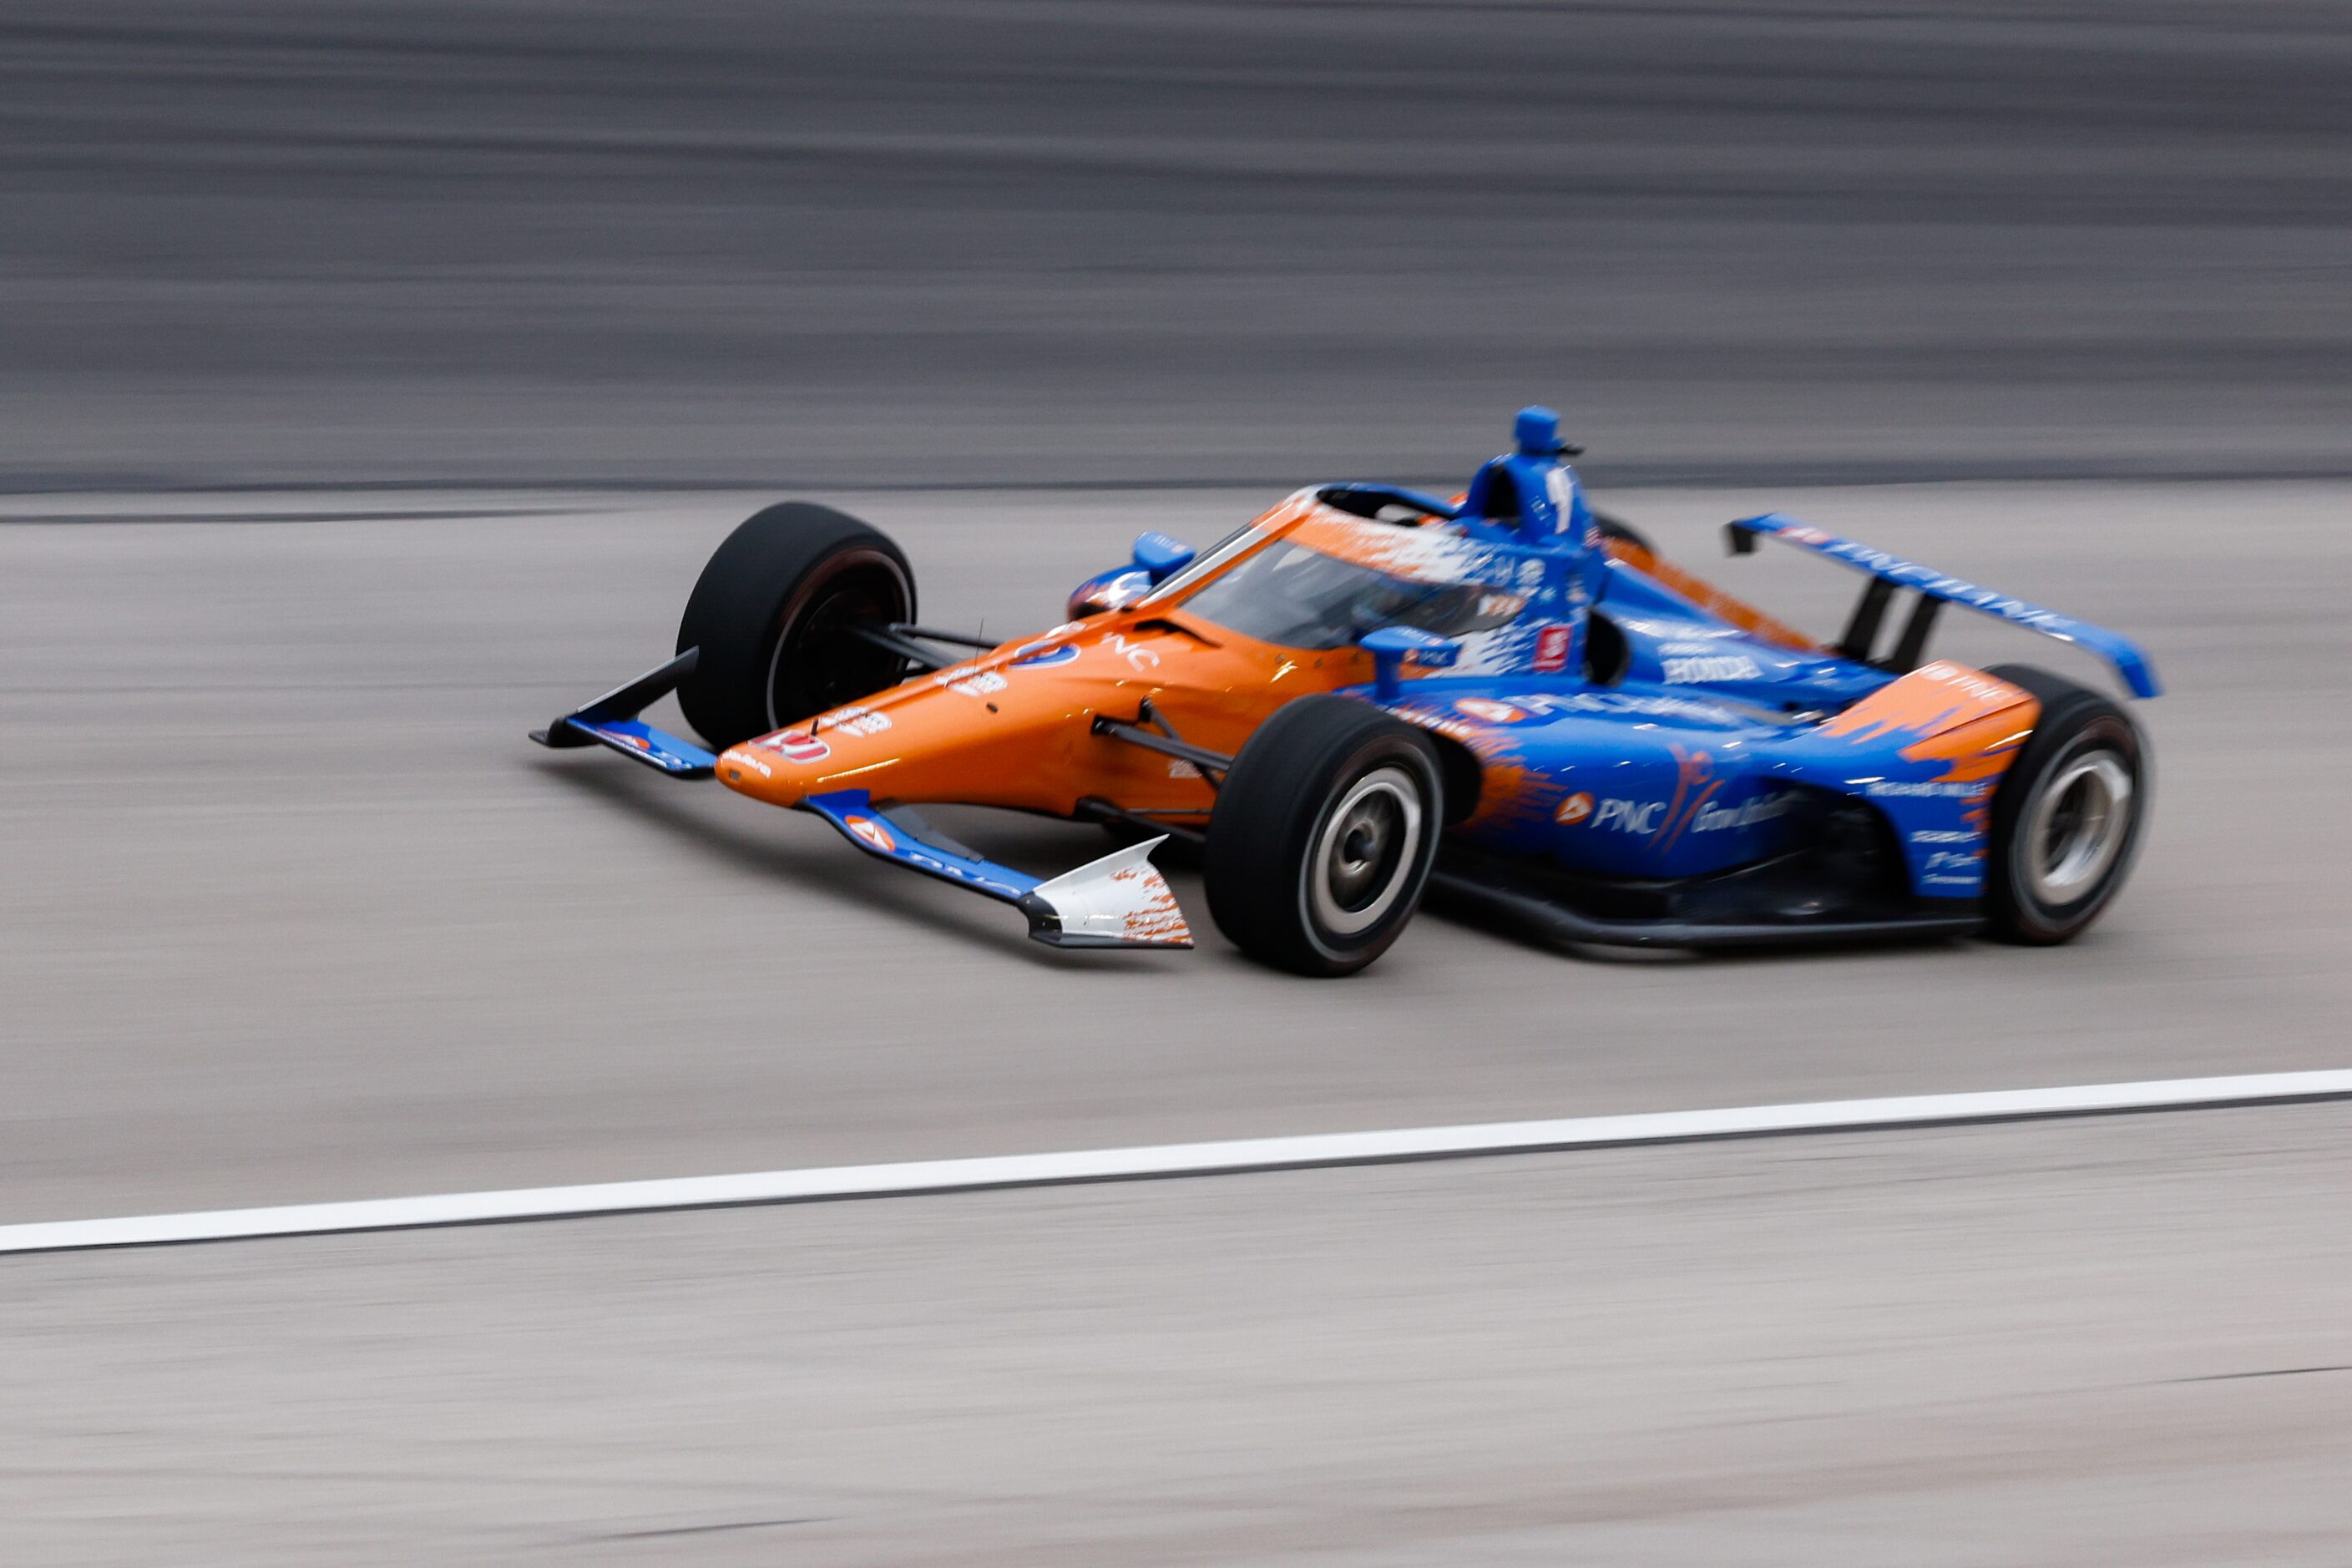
1180, 538, 1525, 650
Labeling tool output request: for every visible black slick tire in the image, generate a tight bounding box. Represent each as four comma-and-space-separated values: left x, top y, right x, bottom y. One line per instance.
1980, 663, 2149, 944
1205, 695, 1445, 976
674, 502, 916, 750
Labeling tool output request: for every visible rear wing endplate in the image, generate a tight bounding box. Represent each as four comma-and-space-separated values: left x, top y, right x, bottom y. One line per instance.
1725, 514, 2160, 698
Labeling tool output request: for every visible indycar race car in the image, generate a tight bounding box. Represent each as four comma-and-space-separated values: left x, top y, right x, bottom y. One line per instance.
534, 408, 2157, 975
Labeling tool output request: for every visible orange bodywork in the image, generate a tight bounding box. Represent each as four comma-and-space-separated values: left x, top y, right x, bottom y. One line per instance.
1817, 660, 2041, 834
716, 492, 1382, 820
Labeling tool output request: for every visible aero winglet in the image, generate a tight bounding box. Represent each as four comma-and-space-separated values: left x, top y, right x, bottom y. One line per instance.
529, 647, 718, 776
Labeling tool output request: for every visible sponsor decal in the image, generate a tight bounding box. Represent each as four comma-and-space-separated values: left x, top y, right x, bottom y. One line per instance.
843, 815, 897, 853
1555, 792, 1595, 826
817, 704, 893, 737
1867, 779, 1990, 799
759, 730, 832, 764
1591, 798, 1667, 834
1532, 625, 1573, 674
1524, 690, 1736, 723
1689, 791, 1798, 833
1010, 642, 1081, 669
1167, 759, 1202, 780
1919, 847, 1986, 886
1778, 533, 2083, 638
1662, 653, 1763, 685
615, 732, 651, 751
1103, 632, 1162, 673
1422, 689, 1745, 733
941, 669, 1009, 698
1911, 660, 2021, 703
1910, 828, 1976, 844
903, 848, 1022, 898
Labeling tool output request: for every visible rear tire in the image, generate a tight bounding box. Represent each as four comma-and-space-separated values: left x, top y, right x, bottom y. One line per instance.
675, 503, 916, 750
1980, 664, 2148, 944
1205, 696, 1444, 976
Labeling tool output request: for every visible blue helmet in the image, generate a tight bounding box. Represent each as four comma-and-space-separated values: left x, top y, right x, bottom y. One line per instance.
1513, 404, 1583, 459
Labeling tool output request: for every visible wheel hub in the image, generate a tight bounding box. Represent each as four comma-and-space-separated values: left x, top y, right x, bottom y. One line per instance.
1309, 766, 1425, 937
2022, 750, 2133, 905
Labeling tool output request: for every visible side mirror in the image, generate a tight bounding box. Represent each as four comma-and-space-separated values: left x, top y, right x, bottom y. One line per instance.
1359, 625, 1459, 701
1131, 531, 1196, 584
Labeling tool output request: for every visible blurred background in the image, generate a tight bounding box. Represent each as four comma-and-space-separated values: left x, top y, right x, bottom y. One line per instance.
6, 0, 2349, 490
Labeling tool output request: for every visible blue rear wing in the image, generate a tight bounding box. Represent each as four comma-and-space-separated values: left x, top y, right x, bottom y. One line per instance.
1725, 514, 2161, 699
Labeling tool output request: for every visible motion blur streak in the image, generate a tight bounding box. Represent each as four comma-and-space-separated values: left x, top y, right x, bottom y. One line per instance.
3, 0, 2349, 489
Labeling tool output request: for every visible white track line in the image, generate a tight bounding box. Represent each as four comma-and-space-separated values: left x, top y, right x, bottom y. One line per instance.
5, 1070, 2349, 1256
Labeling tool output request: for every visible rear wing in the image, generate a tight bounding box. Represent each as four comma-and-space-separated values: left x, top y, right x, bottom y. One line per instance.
1724, 514, 2160, 699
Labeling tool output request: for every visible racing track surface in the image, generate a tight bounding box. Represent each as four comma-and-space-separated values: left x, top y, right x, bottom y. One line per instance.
6, 480, 2348, 1222
5, 480, 2351, 1559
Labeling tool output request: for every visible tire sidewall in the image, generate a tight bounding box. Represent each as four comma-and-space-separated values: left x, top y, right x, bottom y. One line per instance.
1990, 701, 2147, 942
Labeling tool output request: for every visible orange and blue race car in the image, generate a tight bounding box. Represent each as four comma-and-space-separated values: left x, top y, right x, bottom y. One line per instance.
534, 408, 2157, 976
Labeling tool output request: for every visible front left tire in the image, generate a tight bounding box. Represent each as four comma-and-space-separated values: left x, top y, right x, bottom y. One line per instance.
674, 502, 916, 750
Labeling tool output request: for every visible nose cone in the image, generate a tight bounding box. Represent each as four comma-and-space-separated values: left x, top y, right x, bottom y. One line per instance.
716, 728, 835, 805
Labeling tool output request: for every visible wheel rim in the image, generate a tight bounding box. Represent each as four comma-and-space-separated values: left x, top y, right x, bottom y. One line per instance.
1308, 765, 1425, 938
763, 550, 913, 729
2021, 749, 2133, 906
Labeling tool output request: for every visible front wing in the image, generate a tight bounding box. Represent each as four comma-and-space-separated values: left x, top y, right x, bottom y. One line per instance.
797, 791, 1194, 949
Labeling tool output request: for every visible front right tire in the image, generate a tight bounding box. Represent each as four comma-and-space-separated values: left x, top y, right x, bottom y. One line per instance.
1205, 695, 1444, 976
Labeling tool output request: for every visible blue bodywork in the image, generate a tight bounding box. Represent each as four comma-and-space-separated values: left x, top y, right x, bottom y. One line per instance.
1056, 412, 2157, 919
1323, 506, 2156, 909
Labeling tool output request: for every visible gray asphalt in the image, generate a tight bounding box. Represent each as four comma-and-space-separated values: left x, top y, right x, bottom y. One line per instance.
5, 481, 2347, 1227
6, 0, 2350, 488
8, 1108, 2352, 1565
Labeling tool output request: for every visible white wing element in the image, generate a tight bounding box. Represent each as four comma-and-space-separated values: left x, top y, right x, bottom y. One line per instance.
1026, 837, 1195, 948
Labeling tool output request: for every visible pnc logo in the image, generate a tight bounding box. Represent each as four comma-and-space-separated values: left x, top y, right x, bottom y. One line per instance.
844, 815, 897, 853
1591, 798, 1667, 834
1555, 792, 1595, 826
